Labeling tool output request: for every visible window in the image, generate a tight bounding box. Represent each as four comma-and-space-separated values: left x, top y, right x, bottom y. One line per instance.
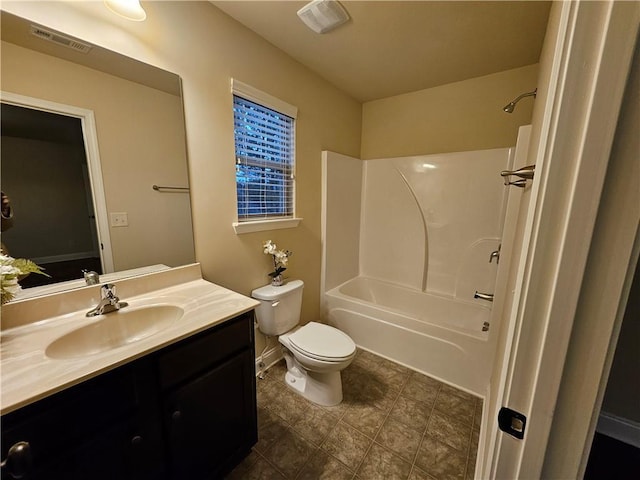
234, 96, 293, 218
231, 80, 301, 233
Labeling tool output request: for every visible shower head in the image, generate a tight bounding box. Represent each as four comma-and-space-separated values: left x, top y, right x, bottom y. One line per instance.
503, 102, 516, 114
503, 88, 537, 113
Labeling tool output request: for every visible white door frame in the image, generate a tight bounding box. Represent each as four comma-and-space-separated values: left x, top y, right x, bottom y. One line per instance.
1, 91, 115, 274
485, 1, 640, 477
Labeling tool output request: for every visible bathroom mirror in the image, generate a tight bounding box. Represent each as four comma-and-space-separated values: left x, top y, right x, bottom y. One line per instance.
0, 11, 195, 296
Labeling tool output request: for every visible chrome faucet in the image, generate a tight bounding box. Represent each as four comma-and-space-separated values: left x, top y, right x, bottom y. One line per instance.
86, 284, 129, 317
83, 269, 100, 285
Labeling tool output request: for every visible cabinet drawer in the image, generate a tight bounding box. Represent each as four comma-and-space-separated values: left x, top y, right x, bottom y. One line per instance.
157, 312, 253, 389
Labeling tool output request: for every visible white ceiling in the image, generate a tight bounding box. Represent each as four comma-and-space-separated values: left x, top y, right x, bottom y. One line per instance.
211, 0, 551, 102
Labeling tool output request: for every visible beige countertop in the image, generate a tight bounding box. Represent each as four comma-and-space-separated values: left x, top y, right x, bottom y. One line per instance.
1, 264, 259, 415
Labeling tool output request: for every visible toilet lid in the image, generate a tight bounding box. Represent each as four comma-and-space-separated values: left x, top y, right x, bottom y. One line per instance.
288, 322, 356, 361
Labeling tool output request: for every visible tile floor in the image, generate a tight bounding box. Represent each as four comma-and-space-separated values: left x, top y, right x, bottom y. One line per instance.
227, 349, 482, 480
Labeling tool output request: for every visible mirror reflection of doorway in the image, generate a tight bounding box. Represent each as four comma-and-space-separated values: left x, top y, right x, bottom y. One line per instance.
1, 103, 102, 287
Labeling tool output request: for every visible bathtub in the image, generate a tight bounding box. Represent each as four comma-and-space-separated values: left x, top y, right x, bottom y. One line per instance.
324, 276, 493, 395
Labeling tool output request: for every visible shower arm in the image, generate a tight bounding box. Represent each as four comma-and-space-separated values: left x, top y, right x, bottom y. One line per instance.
503, 88, 537, 113
510, 89, 537, 105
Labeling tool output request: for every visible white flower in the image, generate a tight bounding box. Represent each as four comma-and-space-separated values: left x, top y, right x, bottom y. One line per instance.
1, 264, 20, 276
3, 277, 20, 295
263, 240, 277, 255
262, 240, 293, 279
275, 250, 288, 266
1, 254, 49, 304
1, 261, 22, 302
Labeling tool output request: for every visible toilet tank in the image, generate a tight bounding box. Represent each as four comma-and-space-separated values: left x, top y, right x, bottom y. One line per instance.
251, 280, 304, 336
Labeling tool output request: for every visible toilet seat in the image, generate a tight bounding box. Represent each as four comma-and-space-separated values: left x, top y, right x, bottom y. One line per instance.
287, 322, 356, 362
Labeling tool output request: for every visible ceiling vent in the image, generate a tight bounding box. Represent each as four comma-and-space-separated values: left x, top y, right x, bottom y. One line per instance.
30, 25, 93, 54
297, 0, 350, 34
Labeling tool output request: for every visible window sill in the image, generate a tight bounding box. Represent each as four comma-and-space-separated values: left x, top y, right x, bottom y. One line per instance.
232, 218, 303, 234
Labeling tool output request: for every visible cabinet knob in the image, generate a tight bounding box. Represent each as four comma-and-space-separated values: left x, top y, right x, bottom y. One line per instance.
172, 410, 182, 422
0, 441, 33, 479
131, 435, 143, 447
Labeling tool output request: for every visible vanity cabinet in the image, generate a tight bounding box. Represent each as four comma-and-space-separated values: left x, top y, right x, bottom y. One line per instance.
0, 364, 158, 480
1, 312, 257, 480
158, 312, 257, 479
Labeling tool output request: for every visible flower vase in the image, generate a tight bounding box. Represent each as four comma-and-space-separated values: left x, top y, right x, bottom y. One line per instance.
271, 274, 283, 287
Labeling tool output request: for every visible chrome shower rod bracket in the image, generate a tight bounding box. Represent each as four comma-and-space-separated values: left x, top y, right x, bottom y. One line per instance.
501, 164, 535, 186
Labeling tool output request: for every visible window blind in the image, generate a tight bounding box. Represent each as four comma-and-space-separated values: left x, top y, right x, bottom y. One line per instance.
234, 95, 295, 221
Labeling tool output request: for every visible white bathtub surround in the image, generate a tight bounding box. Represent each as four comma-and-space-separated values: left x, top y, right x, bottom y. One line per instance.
321, 151, 363, 292
322, 148, 512, 299
322, 146, 520, 396
360, 148, 511, 299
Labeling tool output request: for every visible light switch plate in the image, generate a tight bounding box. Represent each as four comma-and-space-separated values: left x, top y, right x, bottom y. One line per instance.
110, 212, 128, 227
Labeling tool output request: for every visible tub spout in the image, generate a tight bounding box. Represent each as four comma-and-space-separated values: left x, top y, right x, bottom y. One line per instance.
474, 291, 494, 302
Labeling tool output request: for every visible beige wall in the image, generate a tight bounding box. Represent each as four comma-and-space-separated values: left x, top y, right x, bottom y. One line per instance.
1, 40, 194, 271
361, 64, 538, 159
0, 2, 362, 338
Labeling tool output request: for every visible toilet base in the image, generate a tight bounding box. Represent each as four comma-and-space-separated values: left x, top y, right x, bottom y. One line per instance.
283, 365, 344, 406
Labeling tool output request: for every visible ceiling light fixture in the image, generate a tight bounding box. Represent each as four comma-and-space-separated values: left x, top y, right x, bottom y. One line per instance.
104, 0, 147, 22
297, 0, 350, 34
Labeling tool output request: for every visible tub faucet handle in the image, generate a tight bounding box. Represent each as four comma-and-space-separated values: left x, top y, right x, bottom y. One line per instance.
474, 291, 494, 302
489, 244, 501, 264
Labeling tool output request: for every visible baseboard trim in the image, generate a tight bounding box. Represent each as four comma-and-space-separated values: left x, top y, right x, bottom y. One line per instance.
596, 411, 640, 448
32, 251, 99, 265
255, 344, 283, 377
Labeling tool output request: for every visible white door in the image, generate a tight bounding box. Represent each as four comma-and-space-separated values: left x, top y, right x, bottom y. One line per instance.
1, 91, 115, 273
478, 124, 533, 478
481, 1, 640, 478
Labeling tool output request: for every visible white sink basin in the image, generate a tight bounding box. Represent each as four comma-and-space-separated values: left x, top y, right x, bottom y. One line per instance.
45, 305, 184, 359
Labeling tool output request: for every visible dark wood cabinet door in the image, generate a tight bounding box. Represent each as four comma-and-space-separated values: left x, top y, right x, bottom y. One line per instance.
34, 420, 142, 480
1, 420, 154, 480
1, 365, 143, 480
164, 348, 257, 479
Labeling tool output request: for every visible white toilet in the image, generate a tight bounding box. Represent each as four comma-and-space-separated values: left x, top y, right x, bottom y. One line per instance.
251, 279, 356, 406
